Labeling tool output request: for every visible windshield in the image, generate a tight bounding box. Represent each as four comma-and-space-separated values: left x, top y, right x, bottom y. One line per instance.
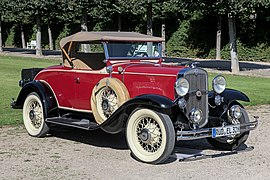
105, 42, 161, 59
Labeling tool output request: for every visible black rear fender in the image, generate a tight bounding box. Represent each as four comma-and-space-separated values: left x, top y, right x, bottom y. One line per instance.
13, 81, 57, 117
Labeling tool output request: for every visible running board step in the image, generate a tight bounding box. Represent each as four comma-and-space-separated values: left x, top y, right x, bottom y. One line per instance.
46, 117, 99, 130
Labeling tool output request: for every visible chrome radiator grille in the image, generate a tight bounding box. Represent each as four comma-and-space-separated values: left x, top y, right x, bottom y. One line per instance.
184, 69, 208, 127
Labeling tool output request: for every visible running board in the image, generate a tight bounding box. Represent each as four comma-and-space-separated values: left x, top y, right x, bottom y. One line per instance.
46, 117, 99, 130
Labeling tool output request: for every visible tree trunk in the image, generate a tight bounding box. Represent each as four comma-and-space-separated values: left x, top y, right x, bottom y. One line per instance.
118, 14, 121, 32
81, 14, 88, 32
216, 16, 222, 60
0, 19, 3, 52
36, 16, 42, 56
81, 14, 89, 52
228, 14, 239, 74
20, 24, 26, 49
48, 24, 53, 50
146, 3, 152, 36
147, 3, 153, 56
161, 22, 166, 57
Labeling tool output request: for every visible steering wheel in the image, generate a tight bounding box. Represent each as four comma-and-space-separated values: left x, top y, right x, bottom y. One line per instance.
133, 52, 148, 57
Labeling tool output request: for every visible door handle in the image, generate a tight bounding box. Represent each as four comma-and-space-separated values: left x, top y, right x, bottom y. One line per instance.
74, 77, 80, 83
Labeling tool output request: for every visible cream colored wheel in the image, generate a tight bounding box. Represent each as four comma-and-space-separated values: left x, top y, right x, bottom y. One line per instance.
23, 92, 49, 137
126, 109, 175, 164
91, 78, 129, 124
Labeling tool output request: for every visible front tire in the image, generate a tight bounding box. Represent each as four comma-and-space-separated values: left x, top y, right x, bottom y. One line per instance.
126, 109, 175, 164
207, 107, 250, 151
23, 92, 49, 137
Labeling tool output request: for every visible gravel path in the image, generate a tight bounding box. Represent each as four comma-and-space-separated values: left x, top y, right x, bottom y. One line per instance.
0, 105, 269, 180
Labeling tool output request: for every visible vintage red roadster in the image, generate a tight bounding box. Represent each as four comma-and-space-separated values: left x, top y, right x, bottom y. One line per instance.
11, 32, 258, 164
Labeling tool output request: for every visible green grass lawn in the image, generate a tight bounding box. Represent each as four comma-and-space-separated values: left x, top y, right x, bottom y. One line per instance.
0, 55, 269, 126
208, 73, 270, 106
0, 55, 60, 126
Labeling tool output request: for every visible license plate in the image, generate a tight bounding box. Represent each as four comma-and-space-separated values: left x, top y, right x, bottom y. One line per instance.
212, 125, 240, 138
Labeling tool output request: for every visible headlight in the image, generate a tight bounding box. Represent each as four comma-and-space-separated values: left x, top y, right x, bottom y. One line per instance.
212, 75, 226, 94
229, 105, 242, 119
189, 108, 203, 123
175, 78, 189, 96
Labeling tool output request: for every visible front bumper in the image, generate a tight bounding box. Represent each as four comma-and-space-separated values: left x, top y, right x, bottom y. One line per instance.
176, 118, 258, 141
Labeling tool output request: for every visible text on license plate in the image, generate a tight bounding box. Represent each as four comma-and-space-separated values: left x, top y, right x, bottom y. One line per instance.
212, 125, 240, 138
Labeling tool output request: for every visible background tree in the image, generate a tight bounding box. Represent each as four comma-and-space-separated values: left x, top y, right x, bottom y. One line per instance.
0, 0, 8, 52
43, 0, 59, 50
5, 1, 31, 49
22, 0, 61, 55
1, 0, 270, 64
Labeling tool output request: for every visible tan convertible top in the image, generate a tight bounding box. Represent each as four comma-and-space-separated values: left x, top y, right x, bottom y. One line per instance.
60, 31, 164, 48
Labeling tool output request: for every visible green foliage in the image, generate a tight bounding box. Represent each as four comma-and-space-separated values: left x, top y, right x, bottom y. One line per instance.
208, 40, 270, 62
5, 25, 16, 47
55, 24, 71, 50
1, 0, 270, 61
166, 20, 190, 56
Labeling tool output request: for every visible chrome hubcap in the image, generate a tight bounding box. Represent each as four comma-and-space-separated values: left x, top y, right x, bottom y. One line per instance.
99, 87, 118, 118
28, 100, 42, 129
139, 129, 151, 143
29, 110, 35, 120
136, 117, 162, 153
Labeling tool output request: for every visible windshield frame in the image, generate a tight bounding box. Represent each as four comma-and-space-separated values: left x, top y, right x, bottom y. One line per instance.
102, 41, 162, 61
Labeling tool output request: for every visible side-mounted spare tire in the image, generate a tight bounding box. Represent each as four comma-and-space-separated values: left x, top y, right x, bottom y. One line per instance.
91, 78, 130, 124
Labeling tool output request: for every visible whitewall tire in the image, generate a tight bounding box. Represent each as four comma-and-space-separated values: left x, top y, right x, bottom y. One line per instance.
126, 109, 175, 164
23, 92, 49, 137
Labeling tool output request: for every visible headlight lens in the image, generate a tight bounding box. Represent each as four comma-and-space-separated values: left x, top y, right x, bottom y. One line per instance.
175, 78, 189, 96
190, 108, 203, 123
212, 75, 226, 94
229, 105, 242, 119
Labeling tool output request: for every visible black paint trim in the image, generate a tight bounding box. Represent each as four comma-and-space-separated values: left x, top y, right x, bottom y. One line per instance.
13, 81, 57, 118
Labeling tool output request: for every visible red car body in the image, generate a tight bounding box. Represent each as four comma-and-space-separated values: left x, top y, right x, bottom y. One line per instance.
35, 63, 180, 112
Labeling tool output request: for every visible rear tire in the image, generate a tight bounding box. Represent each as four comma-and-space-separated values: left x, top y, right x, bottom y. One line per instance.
126, 108, 175, 164
23, 92, 49, 137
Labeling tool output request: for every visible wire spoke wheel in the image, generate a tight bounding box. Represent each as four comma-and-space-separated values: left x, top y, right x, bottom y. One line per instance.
97, 87, 118, 119
126, 109, 175, 164
91, 78, 130, 125
23, 92, 49, 137
136, 116, 162, 153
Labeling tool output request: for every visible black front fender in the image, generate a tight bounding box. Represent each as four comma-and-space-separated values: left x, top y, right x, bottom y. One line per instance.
221, 88, 250, 103
12, 81, 57, 117
100, 94, 178, 133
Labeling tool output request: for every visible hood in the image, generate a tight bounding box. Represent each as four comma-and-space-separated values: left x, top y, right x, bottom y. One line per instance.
112, 62, 186, 77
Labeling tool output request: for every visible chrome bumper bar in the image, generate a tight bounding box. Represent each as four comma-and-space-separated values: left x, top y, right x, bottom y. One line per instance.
176, 118, 258, 141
